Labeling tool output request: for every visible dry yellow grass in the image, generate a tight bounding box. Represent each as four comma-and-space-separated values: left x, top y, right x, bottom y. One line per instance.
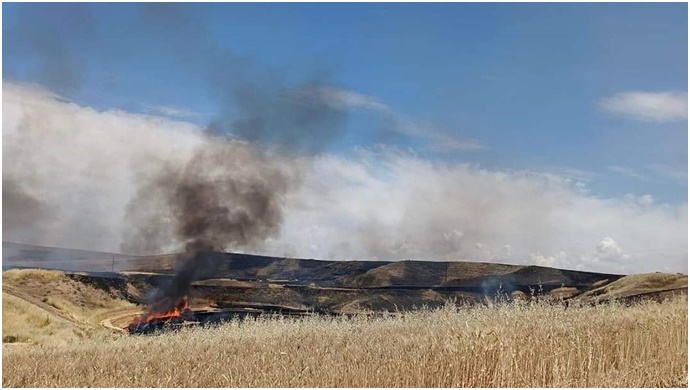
602, 273, 687, 293
2, 269, 136, 345
3, 296, 686, 387
549, 286, 580, 299
578, 273, 688, 303
2, 268, 65, 283
2, 292, 85, 346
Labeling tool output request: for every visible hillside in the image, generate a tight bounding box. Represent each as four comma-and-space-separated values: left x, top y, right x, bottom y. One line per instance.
576, 272, 688, 304
2, 269, 136, 345
3, 242, 624, 291
2, 241, 134, 272
3, 267, 686, 344
2, 242, 686, 345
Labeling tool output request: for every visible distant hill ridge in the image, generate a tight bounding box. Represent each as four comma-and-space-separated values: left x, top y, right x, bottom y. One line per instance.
3, 242, 626, 293
3, 241, 131, 263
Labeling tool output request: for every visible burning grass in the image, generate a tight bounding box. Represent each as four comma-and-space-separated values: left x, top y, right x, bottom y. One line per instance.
3, 296, 687, 387
126, 297, 193, 333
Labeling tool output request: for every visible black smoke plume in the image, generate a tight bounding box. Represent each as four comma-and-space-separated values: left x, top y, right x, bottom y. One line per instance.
207, 80, 348, 154
6, 3, 349, 315
120, 4, 350, 314
124, 140, 290, 313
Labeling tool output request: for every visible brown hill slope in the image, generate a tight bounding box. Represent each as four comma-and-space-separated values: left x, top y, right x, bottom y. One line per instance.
2, 267, 687, 345
2, 269, 137, 345
576, 273, 688, 304
4, 243, 624, 292
342, 260, 521, 288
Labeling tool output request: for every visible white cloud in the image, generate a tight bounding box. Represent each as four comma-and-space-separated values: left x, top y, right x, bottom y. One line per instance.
395, 120, 486, 152
553, 167, 597, 182
146, 105, 200, 119
530, 251, 568, 268
647, 163, 688, 185
293, 86, 391, 112
295, 86, 484, 152
595, 237, 630, 263
600, 91, 688, 122
566, 237, 634, 274
3, 81, 687, 275
623, 194, 654, 207
608, 166, 647, 180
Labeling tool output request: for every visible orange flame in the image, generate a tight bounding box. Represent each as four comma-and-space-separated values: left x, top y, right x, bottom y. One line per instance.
131, 298, 190, 326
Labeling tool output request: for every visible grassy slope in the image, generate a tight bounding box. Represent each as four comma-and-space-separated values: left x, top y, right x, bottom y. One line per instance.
2, 292, 85, 345
2, 269, 137, 345
342, 260, 521, 287
576, 272, 688, 303
3, 297, 687, 387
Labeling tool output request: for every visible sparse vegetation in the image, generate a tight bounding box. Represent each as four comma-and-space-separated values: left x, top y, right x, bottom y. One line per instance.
2, 293, 84, 346
549, 286, 579, 299
2, 270, 137, 344
2, 268, 65, 283
607, 273, 687, 292
578, 273, 688, 303
3, 296, 686, 387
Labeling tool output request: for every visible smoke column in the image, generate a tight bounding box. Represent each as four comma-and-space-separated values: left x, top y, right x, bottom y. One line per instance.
124, 140, 292, 312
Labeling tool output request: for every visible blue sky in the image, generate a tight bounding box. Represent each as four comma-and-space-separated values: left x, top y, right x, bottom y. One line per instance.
3, 2, 688, 203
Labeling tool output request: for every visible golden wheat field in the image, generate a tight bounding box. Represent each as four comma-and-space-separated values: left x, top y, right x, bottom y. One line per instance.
3, 296, 687, 388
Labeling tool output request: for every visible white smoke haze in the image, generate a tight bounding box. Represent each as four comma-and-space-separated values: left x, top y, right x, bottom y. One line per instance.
3, 81, 687, 274
275, 152, 687, 274
3, 81, 205, 251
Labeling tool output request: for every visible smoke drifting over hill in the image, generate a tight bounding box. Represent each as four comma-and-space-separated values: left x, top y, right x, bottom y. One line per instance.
121, 141, 292, 256
3, 81, 687, 275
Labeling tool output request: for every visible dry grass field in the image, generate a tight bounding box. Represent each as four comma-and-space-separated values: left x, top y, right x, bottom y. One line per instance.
2, 269, 136, 346
3, 296, 687, 388
577, 273, 688, 303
